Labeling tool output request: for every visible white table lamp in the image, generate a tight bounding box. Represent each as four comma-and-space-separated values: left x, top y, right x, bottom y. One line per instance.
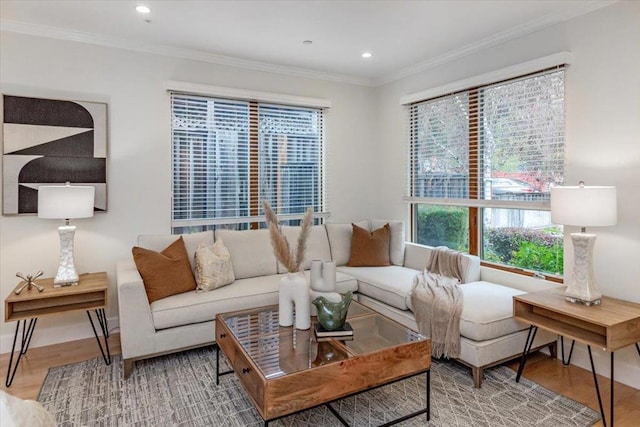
551, 182, 617, 305
38, 183, 95, 286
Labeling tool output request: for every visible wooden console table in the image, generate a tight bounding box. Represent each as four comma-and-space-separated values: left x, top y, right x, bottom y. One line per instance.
4, 272, 111, 387
513, 287, 640, 427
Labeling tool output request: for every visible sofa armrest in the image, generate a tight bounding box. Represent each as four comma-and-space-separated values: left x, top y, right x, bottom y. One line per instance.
116, 259, 156, 359
403, 242, 481, 283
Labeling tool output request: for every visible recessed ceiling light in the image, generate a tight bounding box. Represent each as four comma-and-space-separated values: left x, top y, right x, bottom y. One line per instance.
362, 52, 372, 59
136, 5, 151, 14
302, 40, 313, 45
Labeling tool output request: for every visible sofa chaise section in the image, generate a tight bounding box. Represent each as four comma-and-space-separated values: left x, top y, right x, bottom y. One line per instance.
332, 240, 557, 388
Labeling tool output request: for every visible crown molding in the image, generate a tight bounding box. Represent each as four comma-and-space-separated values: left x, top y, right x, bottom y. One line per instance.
400, 52, 572, 105
374, 0, 618, 86
0, 19, 375, 87
0, 1, 617, 88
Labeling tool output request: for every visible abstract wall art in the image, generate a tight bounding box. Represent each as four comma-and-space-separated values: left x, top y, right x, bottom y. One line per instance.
2, 95, 108, 214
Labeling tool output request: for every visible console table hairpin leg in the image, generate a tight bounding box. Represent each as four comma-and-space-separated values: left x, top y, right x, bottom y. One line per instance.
87, 308, 111, 365
560, 336, 575, 366
517, 331, 640, 427
5, 319, 38, 387
5, 309, 111, 387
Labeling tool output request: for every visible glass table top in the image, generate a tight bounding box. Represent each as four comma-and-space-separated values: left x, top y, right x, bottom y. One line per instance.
220, 301, 425, 379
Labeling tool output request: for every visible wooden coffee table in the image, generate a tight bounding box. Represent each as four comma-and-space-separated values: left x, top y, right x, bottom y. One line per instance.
215, 301, 431, 426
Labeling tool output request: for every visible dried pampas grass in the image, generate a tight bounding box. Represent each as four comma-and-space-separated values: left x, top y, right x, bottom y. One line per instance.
262, 200, 314, 273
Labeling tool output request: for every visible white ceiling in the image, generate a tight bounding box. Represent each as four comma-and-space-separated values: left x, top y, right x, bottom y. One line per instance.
0, 0, 616, 85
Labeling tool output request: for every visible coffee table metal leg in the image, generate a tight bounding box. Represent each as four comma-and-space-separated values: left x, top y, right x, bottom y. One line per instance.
214, 344, 233, 385
427, 369, 430, 422
216, 345, 220, 385
5, 318, 37, 387
516, 325, 537, 382
87, 309, 111, 365
326, 403, 350, 426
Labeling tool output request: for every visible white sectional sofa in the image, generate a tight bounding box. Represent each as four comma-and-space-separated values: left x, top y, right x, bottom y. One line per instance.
116, 220, 557, 386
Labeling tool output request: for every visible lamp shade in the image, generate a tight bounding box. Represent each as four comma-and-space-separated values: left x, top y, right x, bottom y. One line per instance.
550, 185, 617, 227
38, 185, 95, 219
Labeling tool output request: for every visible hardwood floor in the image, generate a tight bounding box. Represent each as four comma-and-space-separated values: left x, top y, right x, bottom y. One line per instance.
0, 333, 121, 401
1, 337, 638, 426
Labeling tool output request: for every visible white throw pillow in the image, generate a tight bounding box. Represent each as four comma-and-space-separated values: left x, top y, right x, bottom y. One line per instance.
194, 239, 235, 292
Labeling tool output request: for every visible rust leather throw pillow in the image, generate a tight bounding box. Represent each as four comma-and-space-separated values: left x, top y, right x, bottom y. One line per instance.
132, 236, 197, 304
347, 223, 391, 267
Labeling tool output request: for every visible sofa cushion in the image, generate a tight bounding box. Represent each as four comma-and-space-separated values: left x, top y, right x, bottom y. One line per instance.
151, 271, 358, 330
137, 231, 214, 272
404, 280, 527, 341
459, 281, 528, 341
338, 265, 418, 310
215, 229, 277, 279
348, 223, 391, 267
133, 237, 197, 304
370, 219, 405, 266
325, 220, 369, 266
194, 239, 235, 292
151, 274, 281, 330
277, 225, 332, 273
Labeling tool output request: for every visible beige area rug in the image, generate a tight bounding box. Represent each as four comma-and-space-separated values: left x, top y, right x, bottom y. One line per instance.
37, 346, 599, 426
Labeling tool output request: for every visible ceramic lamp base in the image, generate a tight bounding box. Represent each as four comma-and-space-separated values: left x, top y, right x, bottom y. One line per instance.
565, 232, 601, 306
54, 225, 79, 287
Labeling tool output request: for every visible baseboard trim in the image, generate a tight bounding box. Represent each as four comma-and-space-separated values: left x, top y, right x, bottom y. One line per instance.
0, 316, 119, 354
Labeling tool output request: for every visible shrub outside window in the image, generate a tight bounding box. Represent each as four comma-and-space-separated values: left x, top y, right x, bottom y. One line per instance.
408, 68, 565, 277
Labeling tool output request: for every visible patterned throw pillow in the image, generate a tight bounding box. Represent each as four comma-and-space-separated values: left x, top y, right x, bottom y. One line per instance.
194, 239, 235, 292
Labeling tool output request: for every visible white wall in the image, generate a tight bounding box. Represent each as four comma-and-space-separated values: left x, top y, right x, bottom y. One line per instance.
0, 32, 377, 350
1, 1, 638, 390
373, 1, 640, 388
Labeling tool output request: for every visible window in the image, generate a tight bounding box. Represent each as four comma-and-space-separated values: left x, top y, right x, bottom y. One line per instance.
171, 93, 326, 233
407, 67, 565, 277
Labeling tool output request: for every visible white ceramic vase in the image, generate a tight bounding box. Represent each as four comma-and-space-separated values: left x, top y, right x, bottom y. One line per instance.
279, 272, 311, 330
310, 260, 336, 292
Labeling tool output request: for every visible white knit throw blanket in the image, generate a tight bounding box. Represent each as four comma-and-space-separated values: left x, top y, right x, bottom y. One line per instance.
411, 247, 465, 358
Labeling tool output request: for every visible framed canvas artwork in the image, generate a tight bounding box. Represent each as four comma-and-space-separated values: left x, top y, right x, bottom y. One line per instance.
2, 95, 108, 214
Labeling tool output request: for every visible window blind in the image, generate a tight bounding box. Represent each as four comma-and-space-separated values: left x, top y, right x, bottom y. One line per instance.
172, 94, 250, 227
407, 67, 565, 210
171, 93, 326, 230
258, 103, 325, 217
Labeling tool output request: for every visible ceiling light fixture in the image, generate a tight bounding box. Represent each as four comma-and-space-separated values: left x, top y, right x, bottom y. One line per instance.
302, 40, 313, 45
362, 52, 372, 59
136, 5, 151, 14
